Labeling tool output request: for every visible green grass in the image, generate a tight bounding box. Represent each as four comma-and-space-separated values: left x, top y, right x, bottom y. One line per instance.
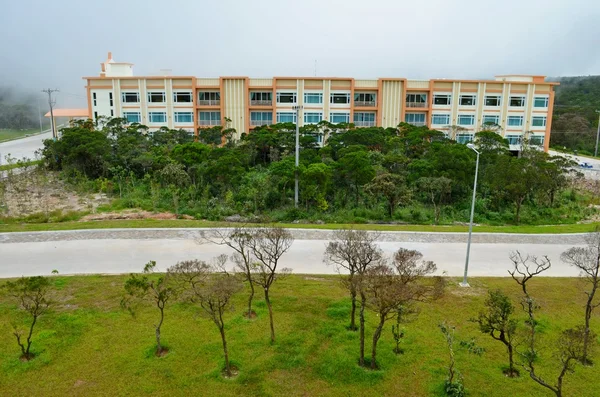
0, 218, 599, 233
0, 160, 42, 171
0, 275, 597, 396
0, 128, 46, 143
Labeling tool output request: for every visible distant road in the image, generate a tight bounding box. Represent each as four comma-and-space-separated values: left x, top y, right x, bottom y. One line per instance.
0, 130, 52, 163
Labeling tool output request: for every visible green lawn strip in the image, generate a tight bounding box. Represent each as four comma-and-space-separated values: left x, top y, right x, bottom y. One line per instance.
0, 160, 42, 171
0, 218, 599, 234
0, 128, 47, 143
0, 275, 597, 396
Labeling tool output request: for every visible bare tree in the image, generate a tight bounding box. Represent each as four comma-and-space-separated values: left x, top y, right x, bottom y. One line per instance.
391, 303, 419, 355
204, 227, 257, 318
249, 226, 293, 343
3, 276, 52, 360
439, 322, 465, 397
122, 261, 176, 356
324, 229, 382, 332
560, 231, 600, 365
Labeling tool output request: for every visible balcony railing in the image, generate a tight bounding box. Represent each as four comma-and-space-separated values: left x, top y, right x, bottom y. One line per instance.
198, 100, 220, 106
354, 121, 376, 127
250, 119, 272, 126
405, 102, 427, 108
354, 101, 376, 107
250, 100, 272, 106
199, 120, 220, 126
408, 121, 426, 127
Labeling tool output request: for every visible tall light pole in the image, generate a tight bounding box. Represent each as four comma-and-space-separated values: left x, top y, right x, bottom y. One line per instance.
594, 110, 600, 157
460, 142, 480, 287
293, 105, 303, 207
42, 88, 59, 140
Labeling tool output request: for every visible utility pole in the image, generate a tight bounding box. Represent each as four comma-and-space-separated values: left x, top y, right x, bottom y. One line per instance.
293, 105, 303, 207
595, 110, 600, 157
42, 89, 59, 140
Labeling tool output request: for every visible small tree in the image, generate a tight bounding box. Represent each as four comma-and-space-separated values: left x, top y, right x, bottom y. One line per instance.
476, 289, 519, 376
439, 322, 465, 397
122, 261, 176, 356
249, 226, 294, 343
364, 172, 411, 218
560, 231, 600, 365
417, 176, 452, 225
391, 303, 419, 355
3, 276, 52, 360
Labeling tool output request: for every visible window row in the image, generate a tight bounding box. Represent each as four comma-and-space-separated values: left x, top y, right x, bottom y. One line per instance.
270, 112, 376, 125
430, 113, 547, 127
432, 94, 549, 108
121, 111, 214, 124
273, 92, 377, 105
122, 92, 194, 104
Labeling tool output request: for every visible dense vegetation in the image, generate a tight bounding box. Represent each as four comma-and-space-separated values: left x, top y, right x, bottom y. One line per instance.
0, 87, 44, 130
550, 76, 600, 154
37, 117, 590, 226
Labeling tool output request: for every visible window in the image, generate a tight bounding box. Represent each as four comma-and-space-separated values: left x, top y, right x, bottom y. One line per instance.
353, 112, 376, 126
148, 112, 167, 123
250, 92, 272, 104
456, 134, 474, 144
148, 92, 166, 103
304, 112, 323, 124
276, 92, 297, 104
330, 112, 350, 124
507, 116, 524, 127
457, 114, 475, 126
250, 111, 273, 126
534, 97, 549, 108
174, 92, 193, 103
304, 93, 323, 104
123, 112, 141, 123
198, 92, 220, 105
433, 94, 451, 105
505, 135, 521, 145
122, 92, 140, 103
276, 112, 296, 123
485, 96, 501, 106
405, 113, 426, 125
459, 95, 476, 106
529, 135, 545, 146
354, 93, 376, 105
110, 109, 114, 117
109, 92, 113, 106
532, 116, 547, 127
509, 96, 525, 107
199, 111, 221, 125
92, 93, 97, 106
406, 94, 427, 106
482, 115, 500, 125
330, 93, 350, 104
94, 111, 98, 120
431, 114, 450, 125
174, 112, 193, 123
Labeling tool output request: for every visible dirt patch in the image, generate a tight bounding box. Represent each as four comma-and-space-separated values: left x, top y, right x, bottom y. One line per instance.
222, 365, 239, 378
80, 210, 194, 221
73, 380, 87, 388
449, 284, 486, 297
156, 347, 169, 357
244, 310, 257, 319
303, 276, 330, 282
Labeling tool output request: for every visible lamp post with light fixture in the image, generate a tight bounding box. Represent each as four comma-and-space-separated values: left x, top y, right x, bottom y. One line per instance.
460, 142, 480, 287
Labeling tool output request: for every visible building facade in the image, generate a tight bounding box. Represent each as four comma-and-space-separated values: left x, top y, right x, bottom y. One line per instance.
85, 53, 557, 151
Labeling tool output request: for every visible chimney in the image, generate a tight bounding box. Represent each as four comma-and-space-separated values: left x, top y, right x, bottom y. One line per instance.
107, 51, 113, 61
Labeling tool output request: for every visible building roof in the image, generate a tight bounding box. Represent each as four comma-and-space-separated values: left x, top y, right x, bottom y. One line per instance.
44, 109, 89, 118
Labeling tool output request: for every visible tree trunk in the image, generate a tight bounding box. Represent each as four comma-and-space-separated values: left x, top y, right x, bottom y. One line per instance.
371, 317, 385, 369
583, 292, 594, 364
25, 314, 38, 357
219, 323, 231, 377
349, 279, 357, 331
508, 343, 515, 375
265, 288, 275, 343
388, 199, 394, 219
247, 278, 255, 318
359, 292, 366, 366
515, 197, 524, 224
155, 303, 164, 354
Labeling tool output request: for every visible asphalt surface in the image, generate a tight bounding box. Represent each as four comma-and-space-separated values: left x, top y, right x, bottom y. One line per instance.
0, 130, 52, 163
0, 229, 587, 278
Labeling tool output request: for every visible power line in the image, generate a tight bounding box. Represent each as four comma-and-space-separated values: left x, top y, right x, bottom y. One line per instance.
42, 88, 59, 139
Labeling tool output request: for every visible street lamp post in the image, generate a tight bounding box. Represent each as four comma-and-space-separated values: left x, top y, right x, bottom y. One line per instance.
594, 110, 600, 158
292, 105, 303, 208
460, 143, 480, 287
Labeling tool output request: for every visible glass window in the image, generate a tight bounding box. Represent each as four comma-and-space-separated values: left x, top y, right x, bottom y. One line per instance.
405, 113, 426, 125
534, 97, 549, 108
353, 112, 376, 126
330, 93, 350, 104
199, 111, 221, 124
276, 92, 297, 104
354, 93, 376, 104
123, 112, 141, 123
505, 135, 521, 145
198, 92, 220, 101
121, 92, 140, 103
250, 92, 272, 103
509, 96, 525, 107
459, 95, 476, 106
93, 93, 97, 106
482, 115, 500, 125
457, 114, 475, 126
406, 94, 427, 103
330, 112, 350, 123
529, 135, 545, 146
250, 111, 273, 125
433, 94, 451, 105
304, 93, 323, 104
109, 92, 113, 106
174, 92, 193, 103
456, 134, 474, 144
485, 96, 501, 106
148, 92, 166, 103
304, 112, 323, 124
431, 114, 450, 125
174, 112, 193, 123
532, 116, 547, 127
507, 116, 524, 126
276, 112, 296, 123
148, 112, 167, 123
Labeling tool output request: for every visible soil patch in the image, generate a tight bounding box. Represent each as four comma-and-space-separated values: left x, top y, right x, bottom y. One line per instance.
244, 310, 257, 319
156, 347, 169, 357
222, 365, 239, 378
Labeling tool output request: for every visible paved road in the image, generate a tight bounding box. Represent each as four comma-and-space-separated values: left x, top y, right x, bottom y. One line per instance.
0, 130, 52, 163
0, 229, 587, 278
549, 150, 600, 180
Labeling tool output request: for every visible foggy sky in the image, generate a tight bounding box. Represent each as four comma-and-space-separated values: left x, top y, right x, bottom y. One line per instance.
1, 0, 599, 108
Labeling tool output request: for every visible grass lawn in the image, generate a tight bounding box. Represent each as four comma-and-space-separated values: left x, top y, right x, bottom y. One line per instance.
0, 275, 598, 396
1, 218, 600, 234
0, 128, 45, 142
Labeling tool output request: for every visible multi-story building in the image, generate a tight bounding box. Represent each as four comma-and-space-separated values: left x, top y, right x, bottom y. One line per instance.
85, 53, 557, 151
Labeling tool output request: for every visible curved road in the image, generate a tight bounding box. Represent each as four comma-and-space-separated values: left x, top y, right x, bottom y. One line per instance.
0, 130, 52, 162
0, 228, 587, 278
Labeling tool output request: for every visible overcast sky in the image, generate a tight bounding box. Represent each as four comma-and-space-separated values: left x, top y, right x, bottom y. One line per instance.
1, 0, 599, 108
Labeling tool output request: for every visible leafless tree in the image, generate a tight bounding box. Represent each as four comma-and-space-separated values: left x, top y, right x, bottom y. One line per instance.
561, 231, 600, 365
249, 226, 293, 343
